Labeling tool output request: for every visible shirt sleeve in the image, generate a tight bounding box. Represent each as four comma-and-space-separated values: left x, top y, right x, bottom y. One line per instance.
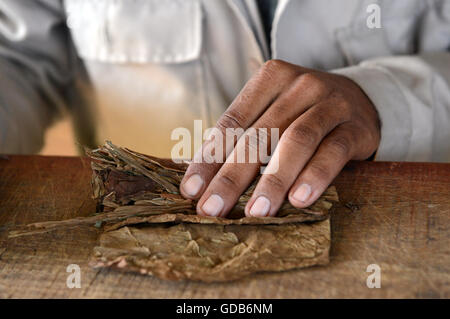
332, 1, 450, 162
0, 0, 87, 154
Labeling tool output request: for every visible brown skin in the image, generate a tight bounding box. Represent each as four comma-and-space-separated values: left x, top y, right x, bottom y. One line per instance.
180, 59, 381, 217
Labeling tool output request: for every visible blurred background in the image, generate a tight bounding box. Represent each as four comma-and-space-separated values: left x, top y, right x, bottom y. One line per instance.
40, 118, 77, 156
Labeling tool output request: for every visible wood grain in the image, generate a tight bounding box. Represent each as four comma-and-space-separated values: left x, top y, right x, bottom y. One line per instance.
0, 156, 449, 298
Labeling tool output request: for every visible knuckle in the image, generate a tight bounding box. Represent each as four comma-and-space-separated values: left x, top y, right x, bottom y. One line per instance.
325, 135, 353, 158
310, 108, 329, 129
328, 90, 346, 101
263, 59, 287, 72
261, 173, 286, 193
357, 125, 380, 157
259, 60, 290, 82
308, 162, 331, 181
284, 124, 320, 148
233, 90, 252, 107
217, 110, 246, 131
337, 97, 353, 116
216, 170, 242, 189
297, 72, 327, 93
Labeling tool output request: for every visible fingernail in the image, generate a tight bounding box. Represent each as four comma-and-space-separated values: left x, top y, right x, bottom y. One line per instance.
202, 194, 224, 217
249, 196, 271, 217
182, 174, 204, 197
293, 184, 312, 203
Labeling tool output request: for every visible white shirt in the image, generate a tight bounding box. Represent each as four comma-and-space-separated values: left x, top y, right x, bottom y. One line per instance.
1, 0, 450, 161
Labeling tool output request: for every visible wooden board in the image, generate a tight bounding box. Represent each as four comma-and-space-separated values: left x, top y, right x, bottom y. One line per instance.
0, 155, 449, 298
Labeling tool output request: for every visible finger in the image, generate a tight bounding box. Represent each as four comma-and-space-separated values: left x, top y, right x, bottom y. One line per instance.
195, 129, 262, 217
180, 60, 299, 200
288, 125, 356, 208
244, 99, 351, 217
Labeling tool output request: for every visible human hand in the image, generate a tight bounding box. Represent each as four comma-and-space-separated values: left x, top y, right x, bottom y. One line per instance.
180, 60, 380, 217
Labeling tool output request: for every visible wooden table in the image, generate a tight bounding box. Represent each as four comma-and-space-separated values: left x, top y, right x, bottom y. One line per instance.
0, 155, 448, 298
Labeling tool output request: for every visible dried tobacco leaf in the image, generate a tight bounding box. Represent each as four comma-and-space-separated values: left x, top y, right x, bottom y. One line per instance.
91, 219, 330, 282
87, 141, 338, 228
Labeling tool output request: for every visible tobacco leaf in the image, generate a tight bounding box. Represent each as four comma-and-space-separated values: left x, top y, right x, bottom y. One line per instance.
91, 219, 330, 282
89, 141, 338, 227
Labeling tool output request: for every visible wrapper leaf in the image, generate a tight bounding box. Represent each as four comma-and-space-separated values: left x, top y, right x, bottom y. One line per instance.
92, 220, 330, 282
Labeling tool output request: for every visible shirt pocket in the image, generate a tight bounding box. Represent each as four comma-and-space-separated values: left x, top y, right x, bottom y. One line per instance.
64, 0, 203, 64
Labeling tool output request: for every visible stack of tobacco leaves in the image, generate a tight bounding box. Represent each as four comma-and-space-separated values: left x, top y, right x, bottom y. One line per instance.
10, 142, 339, 282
